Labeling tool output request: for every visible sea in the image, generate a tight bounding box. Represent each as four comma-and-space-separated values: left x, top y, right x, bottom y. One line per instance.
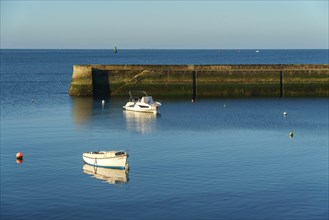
1, 49, 328, 220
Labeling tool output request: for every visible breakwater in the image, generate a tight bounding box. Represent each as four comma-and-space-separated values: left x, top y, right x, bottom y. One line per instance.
69, 64, 329, 98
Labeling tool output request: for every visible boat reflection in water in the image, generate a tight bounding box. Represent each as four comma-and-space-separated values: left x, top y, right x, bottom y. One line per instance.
123, 110, 158, 134
83, 164, 129, 184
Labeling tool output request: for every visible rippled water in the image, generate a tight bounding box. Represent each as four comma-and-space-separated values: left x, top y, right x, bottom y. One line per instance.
1, 50, 328, 219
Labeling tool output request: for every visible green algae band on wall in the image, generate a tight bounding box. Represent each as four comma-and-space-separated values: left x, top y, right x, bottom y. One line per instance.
69, 64, 329, 98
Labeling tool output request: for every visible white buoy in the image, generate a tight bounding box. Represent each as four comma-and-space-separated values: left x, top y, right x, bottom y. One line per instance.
283, 112, 287, 116
224, 104, 226, 107
102, 100, 105, 105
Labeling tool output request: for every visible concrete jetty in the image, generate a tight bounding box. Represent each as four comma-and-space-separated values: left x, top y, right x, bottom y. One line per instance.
69, 64, 329, 98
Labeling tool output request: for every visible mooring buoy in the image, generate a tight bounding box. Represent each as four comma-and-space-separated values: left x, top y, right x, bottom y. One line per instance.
289, 131, 293, 138
16, 152, 24, 160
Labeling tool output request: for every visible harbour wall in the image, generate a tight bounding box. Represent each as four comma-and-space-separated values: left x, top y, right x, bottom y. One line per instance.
69, 64, 329, 98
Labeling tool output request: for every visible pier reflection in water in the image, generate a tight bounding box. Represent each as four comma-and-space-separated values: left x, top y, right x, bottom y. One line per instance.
123, 111, 158, 134
83, 164, 129, 185
71, 96, 117, 129
71, 97, 94, 126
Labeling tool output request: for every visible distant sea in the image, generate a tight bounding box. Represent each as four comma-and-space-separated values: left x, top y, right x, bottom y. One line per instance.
1, 49, 328, 220
1, 49, 328, 66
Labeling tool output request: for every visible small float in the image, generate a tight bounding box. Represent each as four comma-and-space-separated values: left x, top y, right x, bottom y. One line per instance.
123, 91, 161, 113
82, 151, 129, 170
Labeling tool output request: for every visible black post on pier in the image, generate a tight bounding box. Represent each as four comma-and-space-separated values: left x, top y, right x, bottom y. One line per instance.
192, 71, 197, 101
280, 70, 283, 97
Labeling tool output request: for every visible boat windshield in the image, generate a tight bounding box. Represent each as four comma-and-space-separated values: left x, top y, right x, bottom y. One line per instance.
129, 91, 148, 99
141, 96, 154, 104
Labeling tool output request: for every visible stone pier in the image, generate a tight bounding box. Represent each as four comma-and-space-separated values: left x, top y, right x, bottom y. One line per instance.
69, 64, 329, 98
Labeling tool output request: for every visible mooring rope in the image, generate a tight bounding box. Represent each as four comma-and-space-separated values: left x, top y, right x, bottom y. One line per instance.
111, 70, 151, 95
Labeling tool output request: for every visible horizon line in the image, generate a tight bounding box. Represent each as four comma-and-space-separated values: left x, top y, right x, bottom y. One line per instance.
1, 48, 328, 50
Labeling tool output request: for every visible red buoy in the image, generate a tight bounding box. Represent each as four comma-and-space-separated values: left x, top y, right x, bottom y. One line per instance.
16, 152, 24, 160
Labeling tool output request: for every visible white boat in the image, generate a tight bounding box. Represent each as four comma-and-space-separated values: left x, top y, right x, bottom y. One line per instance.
82, 151, 129, 170
83, 164, 129, 184
123, 91, 161, 113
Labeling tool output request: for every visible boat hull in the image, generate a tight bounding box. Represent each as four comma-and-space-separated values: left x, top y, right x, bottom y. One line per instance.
82, 152, 128, 170
123, 105, 159, 113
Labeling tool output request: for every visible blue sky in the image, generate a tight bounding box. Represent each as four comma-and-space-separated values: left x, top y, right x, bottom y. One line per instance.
1, 0, 328, 49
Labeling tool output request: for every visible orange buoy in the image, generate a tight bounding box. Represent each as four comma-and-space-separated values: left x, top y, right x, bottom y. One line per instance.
16, 152, 24, 159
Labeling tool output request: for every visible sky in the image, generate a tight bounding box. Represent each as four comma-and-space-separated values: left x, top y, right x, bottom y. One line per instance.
0, 0, 328, 49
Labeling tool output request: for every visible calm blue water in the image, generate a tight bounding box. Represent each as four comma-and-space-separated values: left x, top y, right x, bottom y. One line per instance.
1, 50, 328, 220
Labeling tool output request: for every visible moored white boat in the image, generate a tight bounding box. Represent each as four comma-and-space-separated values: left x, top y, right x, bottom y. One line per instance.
82, 151, 129, 170
123, 91, 161, 113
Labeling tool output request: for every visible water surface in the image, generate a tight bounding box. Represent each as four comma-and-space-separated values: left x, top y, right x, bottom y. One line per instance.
1, 50, 328, 220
